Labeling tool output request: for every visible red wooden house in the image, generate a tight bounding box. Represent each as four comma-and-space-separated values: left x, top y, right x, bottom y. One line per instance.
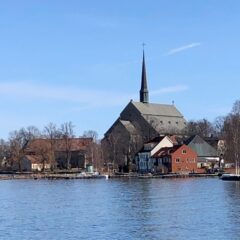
153, 144, 197, 174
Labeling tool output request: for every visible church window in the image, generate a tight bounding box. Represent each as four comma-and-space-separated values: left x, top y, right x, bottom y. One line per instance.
168, 121, 171, 124
176, 121, 179, 124
160, 121, 163, 124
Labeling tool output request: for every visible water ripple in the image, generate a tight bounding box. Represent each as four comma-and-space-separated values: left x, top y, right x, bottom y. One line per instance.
0, 178, 240, 239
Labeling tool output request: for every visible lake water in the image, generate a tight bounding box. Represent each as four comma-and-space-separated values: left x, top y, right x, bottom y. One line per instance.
0, 178, 240, 240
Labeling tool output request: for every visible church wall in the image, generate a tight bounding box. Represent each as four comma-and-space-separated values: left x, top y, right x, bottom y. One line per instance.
120, 102, 158, 141
102, 121, 132, 171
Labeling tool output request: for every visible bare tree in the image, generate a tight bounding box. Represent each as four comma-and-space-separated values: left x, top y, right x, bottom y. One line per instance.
106, 133, 120, 172
43, 122, 61, 170
223, 100, 240, 174
102, 126, 143, 173
124, 133, 143, 172
184, 119, 214, 137
213, 116, 225, 138
9, 126, 40, 171
60, 122, 75, 169
232, 99, 240, 115
82, 130, 104, 172
0, 139, 10, 169
82, 130, 98, 143
34, 142, 51, 172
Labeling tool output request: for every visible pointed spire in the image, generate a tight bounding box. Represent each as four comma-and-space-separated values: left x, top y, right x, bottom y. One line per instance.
140, 47, 149, 103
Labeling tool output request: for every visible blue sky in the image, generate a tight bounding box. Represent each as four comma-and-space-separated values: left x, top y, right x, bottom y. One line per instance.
0, 0, 240, 139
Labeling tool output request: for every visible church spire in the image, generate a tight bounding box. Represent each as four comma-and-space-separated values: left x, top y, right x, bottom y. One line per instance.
140, 49, 149, 103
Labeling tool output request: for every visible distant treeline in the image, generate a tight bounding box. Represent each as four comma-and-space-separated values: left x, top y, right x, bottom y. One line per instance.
1, 99, 240, 171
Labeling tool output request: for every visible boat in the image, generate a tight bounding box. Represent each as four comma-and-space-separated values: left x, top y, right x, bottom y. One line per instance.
221, 158, 240, 181
221, 174, 240, 181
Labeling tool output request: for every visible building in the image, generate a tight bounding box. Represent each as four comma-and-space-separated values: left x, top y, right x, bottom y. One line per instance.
22, 155, 51, 172
152, 144, 198, 174
23, 137, 93, 171
184, 135, 219, 172
102, 51, 187, 171
136, 136, 173, 172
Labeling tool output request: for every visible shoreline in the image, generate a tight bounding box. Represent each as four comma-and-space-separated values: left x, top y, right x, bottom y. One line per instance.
0, 172, 220, 180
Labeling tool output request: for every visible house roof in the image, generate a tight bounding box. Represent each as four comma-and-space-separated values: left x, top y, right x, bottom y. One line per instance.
139, 136, 172, 153
146, 136, 165, 144
185, 135, 218, 157
203, 136, 219, 148
24, 155, 47, 164
153, 145, 182, 157
25, 138, 93, 153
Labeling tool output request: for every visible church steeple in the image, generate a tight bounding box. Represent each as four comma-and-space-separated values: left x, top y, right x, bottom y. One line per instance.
140, 50, 149, 103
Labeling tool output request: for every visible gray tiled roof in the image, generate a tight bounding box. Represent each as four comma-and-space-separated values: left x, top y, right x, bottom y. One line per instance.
120, 120, 138, 134
132, 101, 187, 132
186, 135, 218, 157
132, 101, 183, 117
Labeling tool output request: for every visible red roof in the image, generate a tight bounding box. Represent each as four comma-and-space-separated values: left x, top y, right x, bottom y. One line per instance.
24, 155, 47, 164
25, 137, 93, 153
153, 145, 182, 158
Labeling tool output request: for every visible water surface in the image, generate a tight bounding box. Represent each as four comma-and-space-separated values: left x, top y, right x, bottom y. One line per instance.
0, 178, 240, 240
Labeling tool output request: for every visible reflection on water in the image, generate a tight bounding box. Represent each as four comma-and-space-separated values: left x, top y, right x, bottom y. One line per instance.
0, 178, 240, 240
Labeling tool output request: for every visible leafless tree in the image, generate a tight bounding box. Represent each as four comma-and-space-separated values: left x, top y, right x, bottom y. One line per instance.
223, 100, 240, 174
34, 142, 51, 172
0, 139, 10, 169
105, 133, 120, 172
184, 119, 214, 137
82, 130, 104, 172
232, 99, 240, 115
82, 130, 98, 143
213, 116, 225, 138
102, 127, 143, 173
9, 126, 40, 171
124, 133, 143, 172
43, 122, 61, 169
60, 122, 75, 169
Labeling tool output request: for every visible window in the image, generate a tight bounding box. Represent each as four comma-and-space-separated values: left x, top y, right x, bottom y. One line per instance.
176, 158, 180, 163
168, 121, 171, 124
182, 149, 187, 154
176, 121, 179, 125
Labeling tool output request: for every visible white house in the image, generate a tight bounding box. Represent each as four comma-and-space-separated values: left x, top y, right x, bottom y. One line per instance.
136, 136, 173, 172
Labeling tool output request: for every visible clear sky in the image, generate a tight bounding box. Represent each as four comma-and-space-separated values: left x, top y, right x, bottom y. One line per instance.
0, 0, 240, 140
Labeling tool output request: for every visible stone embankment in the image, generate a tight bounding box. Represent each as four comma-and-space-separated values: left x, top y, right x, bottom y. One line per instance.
0, 172, 219, 180
109, 172, 219, 179
0, 172, 106, 180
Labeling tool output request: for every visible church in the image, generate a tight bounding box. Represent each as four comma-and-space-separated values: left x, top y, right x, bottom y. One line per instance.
102, 51, 187, 172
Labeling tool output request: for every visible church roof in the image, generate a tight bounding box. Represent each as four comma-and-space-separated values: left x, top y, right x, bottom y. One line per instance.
120, 120, 138, 135
132, 101, 183, 117
130, 101, 186, 133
